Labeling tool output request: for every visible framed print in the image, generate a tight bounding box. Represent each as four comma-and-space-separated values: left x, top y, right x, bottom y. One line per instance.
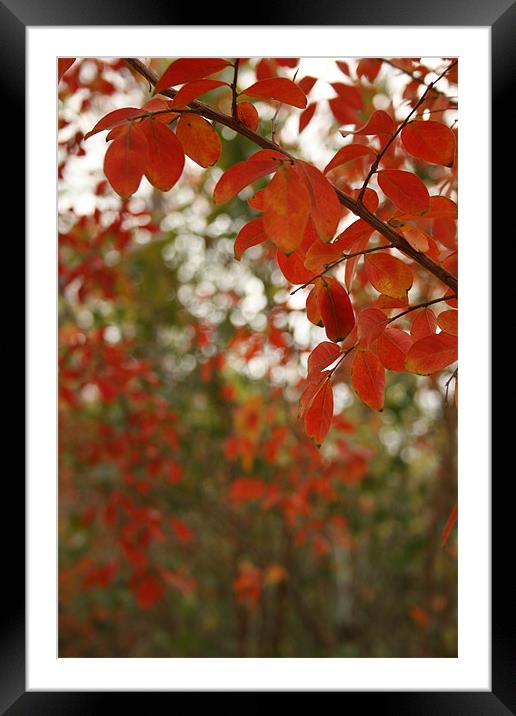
3, 0, 509, 709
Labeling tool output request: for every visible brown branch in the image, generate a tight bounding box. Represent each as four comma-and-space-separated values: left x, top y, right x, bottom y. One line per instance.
124, 58, 458, 295
387, 294, 456, 324
231, 58, 240, 120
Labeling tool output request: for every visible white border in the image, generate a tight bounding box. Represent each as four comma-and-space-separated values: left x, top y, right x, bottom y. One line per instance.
28, 27, 490, 691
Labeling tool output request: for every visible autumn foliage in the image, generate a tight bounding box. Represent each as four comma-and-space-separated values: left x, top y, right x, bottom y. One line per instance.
58, 56, 458, 657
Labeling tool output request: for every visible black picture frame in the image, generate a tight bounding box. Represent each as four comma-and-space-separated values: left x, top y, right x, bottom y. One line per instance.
4, 0, 508, 710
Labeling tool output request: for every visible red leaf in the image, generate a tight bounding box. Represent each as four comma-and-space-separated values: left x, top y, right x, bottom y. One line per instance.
376, 328, 412, 371
357, 59, 382, 82
405, 332, 458, 375
276, 235, 315, 283
441, 503, 458, 546
378, 169, 430, 214
304, 376, 334, 446
357, 308, 388, 348
364, 252, 413, 298
135, 576, 164, 609
410, 307, 438, 341
299, 103, 316, 133
170, 79, 228, 108
324, 144, 376, 175
237, 102, 259, 131
103, 125, 148, 198
58, 58, 75, 82
176, 114, 221, 167
306, 283, 323, 326
263, 164, 310, 254
242, 78, 307, 108
170, 518, 193, 543
141, 119, 185, 191
307, 342, 341, 375
329, 96, 361, 125
234, 218, 268, 260
343, 109, 394, 137
85, 107, 143, 140
213, 149, 285, 205
401, 120, 456, 167
297, 76, 317, 94
352, 350, 385, 410
318, 277, 356, 343
155, 58, 231, 92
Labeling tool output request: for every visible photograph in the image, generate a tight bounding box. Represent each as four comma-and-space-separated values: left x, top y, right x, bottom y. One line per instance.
57, 55, 459, 659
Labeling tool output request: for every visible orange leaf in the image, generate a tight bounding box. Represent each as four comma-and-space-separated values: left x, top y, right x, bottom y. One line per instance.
357, 308, 388, 348
364, 252, 413, 298
304, 376, 334, 446
170, 79, 228, 108
318, 277, 356, 343
410, 307, 437, 341
308, 342, 341, 375
155, 57, 230, 92
85, 107, 143, 140
437, 309, 458, 336
304, 239, 342, 273
213, 149, 285, 204
103, 124, 148, 198
324, 144, 376, 175
405, 333, 458, 375
423, 196, 457, 219
237, 102, 259, 131
399, 225, 430, 252
242, 78, 307, 108
140, 97, 177, 123
248, 188, 266, 211
176, 114, 221, 167
141, 119, 185, 191
376, 328, 412, 371
296, 161, 341, 243
234, 218, 268, 260
263, 164, 310, 254
401, 120, 456, 167
378, 169, 430, 214
352, 350, 385, 410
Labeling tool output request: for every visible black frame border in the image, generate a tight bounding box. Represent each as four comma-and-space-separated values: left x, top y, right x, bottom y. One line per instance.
6, 0, 511, 711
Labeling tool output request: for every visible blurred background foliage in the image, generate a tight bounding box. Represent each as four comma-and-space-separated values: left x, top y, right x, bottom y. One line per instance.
58, 57, 457, 658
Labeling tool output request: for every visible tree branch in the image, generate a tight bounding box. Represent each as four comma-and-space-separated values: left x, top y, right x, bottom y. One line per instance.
124, 57, 458, 295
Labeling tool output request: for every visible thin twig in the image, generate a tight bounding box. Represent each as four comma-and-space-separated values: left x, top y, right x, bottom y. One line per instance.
231, 59, 240, 120
387, 294, 456, 323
